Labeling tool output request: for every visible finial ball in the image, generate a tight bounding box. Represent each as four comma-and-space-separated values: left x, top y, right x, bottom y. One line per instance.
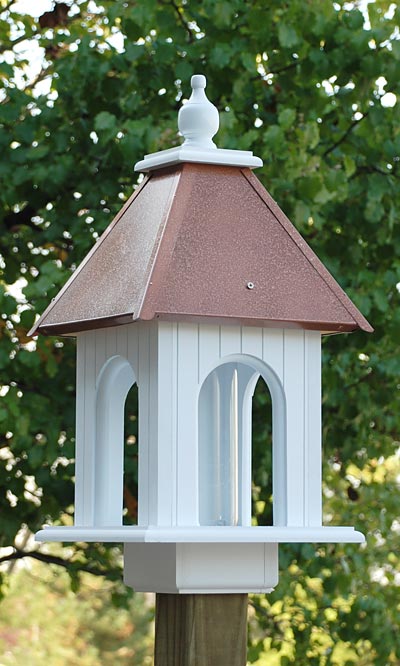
191, 74, 206, 89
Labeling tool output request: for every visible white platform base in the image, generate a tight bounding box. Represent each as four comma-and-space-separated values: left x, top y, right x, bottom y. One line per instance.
35, 525, 365, 544
123, 542, 279, 593
134, 145, 262, 172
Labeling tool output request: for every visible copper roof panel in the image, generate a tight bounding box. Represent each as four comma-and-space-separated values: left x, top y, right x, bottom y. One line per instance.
32, 162, 372, 336
32, 171, 179, 334
140, 164, 372, 333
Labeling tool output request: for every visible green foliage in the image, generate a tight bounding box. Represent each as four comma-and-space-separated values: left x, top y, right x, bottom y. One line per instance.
0, 559, 153, 665
0, 0, 399, 663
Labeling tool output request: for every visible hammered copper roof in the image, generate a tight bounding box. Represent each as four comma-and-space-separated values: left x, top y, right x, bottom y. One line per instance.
31, 163, 372, 336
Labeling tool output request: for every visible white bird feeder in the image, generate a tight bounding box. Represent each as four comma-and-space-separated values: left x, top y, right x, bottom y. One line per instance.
32, 75, 372, 594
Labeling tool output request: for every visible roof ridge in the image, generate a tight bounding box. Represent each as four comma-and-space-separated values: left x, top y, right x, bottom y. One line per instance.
136, 168, 183, 321
139, 163, 197, 322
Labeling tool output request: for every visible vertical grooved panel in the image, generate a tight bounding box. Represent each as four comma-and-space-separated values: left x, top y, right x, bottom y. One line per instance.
177, 323, 199, 525
198, 325, 220, 383
116, 325, 129, 359
82, 331, 96, 525
305, 331, 322, 525
138, 323, 151, 525
106, 327, 118, 358
172, 324, 178, 525
220, 326, 241, 359
148, 323, 160, 523
95, 329, 106, 379
157, 322, 177, 526
262, 329, 286, 525
74, 334, 85, 525
127, 324, 139, 376
283, 330, 305, 526
241, 326, 263, 358
262, 329, 284, 381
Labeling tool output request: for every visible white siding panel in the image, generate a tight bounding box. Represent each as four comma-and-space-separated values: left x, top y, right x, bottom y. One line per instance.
262, 329, 286, 526
237, 366, 258, 526
176, 323, 199, 525
105, 327, 117, 358
138, 323, 151, 525
241, 326, 263, 359
198, 325, 220, 383
74, 333, 86, 525
94, 329, 107, 379
156, 322, 177, 526
262, 329, 284, 384
305, 331, 322, 526
116, 325, 129, 359
127, 324, 139, 376
283, 329, 305, 526
79, 332, 97, 525
220, 326, 241, 359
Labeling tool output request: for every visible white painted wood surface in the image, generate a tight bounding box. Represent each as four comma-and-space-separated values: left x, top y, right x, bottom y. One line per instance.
123, 542, 279, 593
36, 525, 365, 544
64, 321, 329, 534
38, 319, 362, 592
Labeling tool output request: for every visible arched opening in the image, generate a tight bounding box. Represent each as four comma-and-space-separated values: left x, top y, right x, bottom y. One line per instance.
94, 355, 136, 527
123, 383, 139, 525
252, 377, 273, 526
198, 355, 284, 528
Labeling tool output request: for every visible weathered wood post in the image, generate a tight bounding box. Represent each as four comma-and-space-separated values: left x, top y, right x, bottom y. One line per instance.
30, 74, 372, 664
154, 594, 248, 666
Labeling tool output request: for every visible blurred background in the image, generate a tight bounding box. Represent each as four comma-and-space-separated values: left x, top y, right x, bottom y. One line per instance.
0, 1, 399, 663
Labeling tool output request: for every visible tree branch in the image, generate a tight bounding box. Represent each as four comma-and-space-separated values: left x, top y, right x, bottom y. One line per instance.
0, 0, 16, 12
251, 59, 303, 82
350, 164, 399, 180
163, 0, 195, 43
0, 65, 52, 105
323, 113, 368, 157
0, 32, 33, 55
248, 599, 284, 635
25, 66, 52, 94
0, 547, 117, 577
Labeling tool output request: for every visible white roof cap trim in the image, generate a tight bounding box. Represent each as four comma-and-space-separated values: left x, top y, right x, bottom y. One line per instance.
135, 74, 263, 172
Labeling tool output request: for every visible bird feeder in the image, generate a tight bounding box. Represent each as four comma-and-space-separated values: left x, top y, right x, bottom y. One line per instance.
32, 75, 372, 594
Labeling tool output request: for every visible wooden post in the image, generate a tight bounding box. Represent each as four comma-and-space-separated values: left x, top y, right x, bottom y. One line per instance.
154, 593, 248, 666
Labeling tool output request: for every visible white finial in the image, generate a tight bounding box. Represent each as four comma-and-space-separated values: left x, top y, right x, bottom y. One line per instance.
134, 74, 262, 172
178, 75, 219, 149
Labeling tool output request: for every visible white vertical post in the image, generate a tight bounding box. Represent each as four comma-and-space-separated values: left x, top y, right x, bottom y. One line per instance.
198, 324, 220, 383
304, 331, 322, 526
74, 332, 96, 526
237, 365, 259, 527
156, 322, 177, 526
283, 329, 306, 526
217, 363, 238, 526
176, 323, 199, 525
138, 322, 152, 526
262, 329, 286, 527
198, 369, 220, 525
